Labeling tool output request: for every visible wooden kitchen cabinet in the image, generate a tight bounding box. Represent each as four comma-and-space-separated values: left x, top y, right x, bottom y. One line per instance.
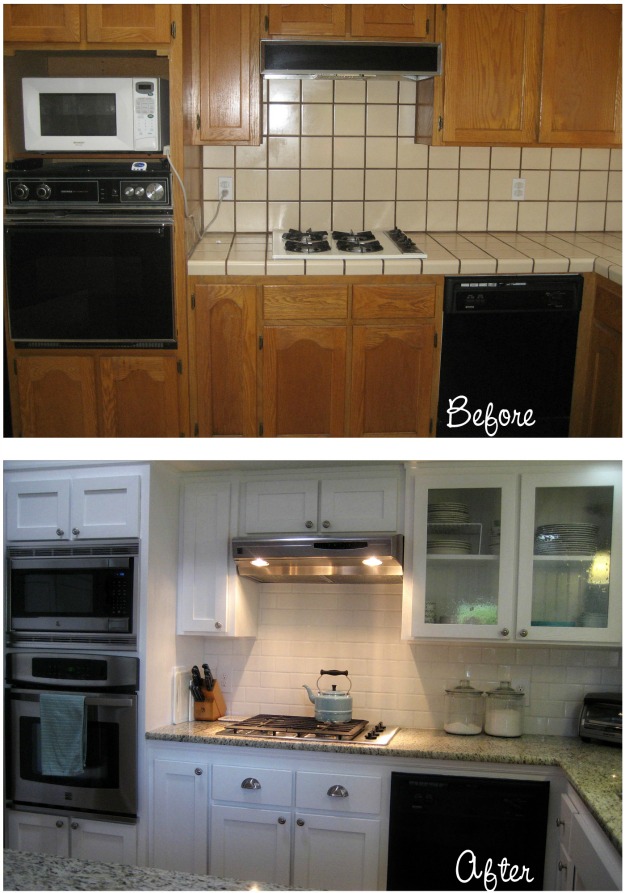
539, 5, 622, 146
11, 355, 183, 438
5, 472, 141, 541
191, 284, 257, 437
403, 461, 622, 645
186, 4, 261, 145
242, 467, 401, 534
266, 5, 433, 40
3, 4, 171, 46
6, 810, 137, 864
435, 4, 543, 145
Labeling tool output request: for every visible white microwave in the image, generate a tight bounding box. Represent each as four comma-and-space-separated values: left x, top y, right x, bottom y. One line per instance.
22, 76, 169, 152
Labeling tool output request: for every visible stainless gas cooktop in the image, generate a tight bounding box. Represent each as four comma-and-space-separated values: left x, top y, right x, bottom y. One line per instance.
217, 713, 399, 745
272, 228, 426, 260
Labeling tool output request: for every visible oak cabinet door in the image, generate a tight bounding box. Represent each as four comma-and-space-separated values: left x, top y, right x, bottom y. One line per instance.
350, 325, 435, 436
3, 4, 81, 43
437, 5, 543, 145
85, 5, 171, 43
540, 4, 622, 146
268, 5, 347, 37
350, 4, 433, 39
15, 356, 99, 437
580, 285, 622, 437
98, 356, 181, 437
193, 284, 257, 437
263, 326, 347, 437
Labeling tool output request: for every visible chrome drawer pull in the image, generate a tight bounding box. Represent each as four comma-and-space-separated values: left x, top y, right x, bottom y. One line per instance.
241, 777, 261, 790
327, 784, 349, 798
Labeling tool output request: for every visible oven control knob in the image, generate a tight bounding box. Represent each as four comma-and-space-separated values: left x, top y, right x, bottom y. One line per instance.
134, 186, 145, 198
123, 186, 135, 197
146, 182, 165, 201
36, 184, 51, 200
13, 183, 29, 200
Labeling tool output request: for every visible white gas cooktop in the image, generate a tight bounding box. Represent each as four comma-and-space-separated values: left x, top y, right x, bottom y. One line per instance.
272, 228, 427, 260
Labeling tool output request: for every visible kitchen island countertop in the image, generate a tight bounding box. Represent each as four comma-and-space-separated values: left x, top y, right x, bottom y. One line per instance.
188, 230, 622, 282
147, 723, 622, 852
3, 849, 299, 891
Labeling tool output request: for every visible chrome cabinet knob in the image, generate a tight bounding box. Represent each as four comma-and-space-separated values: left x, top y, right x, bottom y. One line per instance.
71, 822, 79, 830
322, 520, 331, 528
519, 628, 528, 637
277, 816, 286, 825
241, 777, 261, 790
297, 818, 305, 827
305, 520, 314, 528
215, 621, 222, 629
194, 767, 203, 776
56, 528, 64, 537
56, 820, 64, 828
327, 784, 349, 798
72, 528, 80, 536
500, 628, 510, 637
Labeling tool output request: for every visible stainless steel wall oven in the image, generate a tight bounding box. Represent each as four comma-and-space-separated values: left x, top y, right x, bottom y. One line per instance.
7, 540, 139, 650
4, 160, 175, 349
5, 651, 139, 820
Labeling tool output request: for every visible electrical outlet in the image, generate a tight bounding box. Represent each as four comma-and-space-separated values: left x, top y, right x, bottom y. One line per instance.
219, 671, 230, 692
511, 177, 526, 201
218, 176, 233, 200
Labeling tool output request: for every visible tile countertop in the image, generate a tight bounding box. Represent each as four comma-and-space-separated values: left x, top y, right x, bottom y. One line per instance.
188, 230, 622, 283
146, 723, 622, 853
3, 849, 299, 891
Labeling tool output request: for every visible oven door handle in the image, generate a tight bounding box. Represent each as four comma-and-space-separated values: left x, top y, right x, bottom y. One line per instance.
9, 689, 135, 707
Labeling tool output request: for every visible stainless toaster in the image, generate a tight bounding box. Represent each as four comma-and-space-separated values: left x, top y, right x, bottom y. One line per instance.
579, 691, 622, 745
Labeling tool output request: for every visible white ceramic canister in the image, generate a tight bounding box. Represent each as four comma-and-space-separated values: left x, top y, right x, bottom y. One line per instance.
484, 681, 524, 737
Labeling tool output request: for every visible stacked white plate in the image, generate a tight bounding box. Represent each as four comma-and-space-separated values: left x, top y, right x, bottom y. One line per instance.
428, 502, 470, 524
427, 537, 472, 554
534, 523, 598, 555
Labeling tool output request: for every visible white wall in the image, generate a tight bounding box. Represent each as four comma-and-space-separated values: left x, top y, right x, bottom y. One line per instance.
187, 583, 621, 737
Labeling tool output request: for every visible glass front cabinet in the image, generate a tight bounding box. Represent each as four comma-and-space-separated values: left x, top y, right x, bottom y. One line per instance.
403, 463, 621, 644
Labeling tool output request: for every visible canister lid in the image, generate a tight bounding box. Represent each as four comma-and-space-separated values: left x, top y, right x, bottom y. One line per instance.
486, 680, 524, 699
445, 678, 484, 696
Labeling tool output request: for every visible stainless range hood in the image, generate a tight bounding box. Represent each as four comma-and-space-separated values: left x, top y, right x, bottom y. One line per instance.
232, 534, 404, 583
261, 40, 441, 80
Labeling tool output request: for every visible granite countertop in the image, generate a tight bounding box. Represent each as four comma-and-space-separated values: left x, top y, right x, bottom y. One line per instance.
147, 723, 622, 852
188, 230, 622, 283
3, 849, 298, 891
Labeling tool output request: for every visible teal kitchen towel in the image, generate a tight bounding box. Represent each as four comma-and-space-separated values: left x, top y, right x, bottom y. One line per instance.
40, 693, 87, 776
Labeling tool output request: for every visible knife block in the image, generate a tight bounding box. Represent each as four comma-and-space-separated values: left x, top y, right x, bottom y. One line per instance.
193, 680, 227, 721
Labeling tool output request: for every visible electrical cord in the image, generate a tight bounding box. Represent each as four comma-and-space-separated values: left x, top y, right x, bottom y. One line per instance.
164, 145, 228, 240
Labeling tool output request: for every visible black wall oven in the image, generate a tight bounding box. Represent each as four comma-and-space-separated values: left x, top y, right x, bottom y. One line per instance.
6, 651, 139, 820
4, 160, 175, 349
7, 540, 139, 650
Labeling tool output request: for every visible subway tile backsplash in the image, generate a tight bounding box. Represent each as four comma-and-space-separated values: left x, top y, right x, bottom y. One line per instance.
194, 585, 622, 737
202, 80, 622, 234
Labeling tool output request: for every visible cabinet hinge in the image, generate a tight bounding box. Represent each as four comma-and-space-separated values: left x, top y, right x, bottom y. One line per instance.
170, 21, 176, 39
194, 422, 199, 437
191, 292, 196, 310
434, 332, 438, 348
258, 334, 263, 350
259, 422, 264, 436
438, 116, 443, 131
196, 114, 201, 131
177, 359, 183, 374
441, 5, 447, 11
426, 17, 430, 35
264, 14, 269, 32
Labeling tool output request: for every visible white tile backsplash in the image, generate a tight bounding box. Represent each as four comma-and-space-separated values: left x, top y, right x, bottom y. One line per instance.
190, 584, 621, 737
202, 85, 621, 233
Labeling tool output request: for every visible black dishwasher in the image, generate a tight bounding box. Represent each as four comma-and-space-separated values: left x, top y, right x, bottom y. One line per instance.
436, 274, 583, 437
387, 772, 550, 890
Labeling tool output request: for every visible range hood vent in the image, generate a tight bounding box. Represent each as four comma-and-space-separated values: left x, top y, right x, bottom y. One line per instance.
232, 534, 404, 584
261, 40, 441, 80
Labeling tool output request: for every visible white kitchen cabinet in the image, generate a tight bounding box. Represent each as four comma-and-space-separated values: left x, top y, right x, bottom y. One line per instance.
150, 758, 209, 873
210, 805, 291, 885
177, 476, 257, 637
555, 789, 622, 890
403, 462, 621, 645
5, 474, 140, 540
293, 811, 381, 891
242, 469, 401, 534
5, 809, 137, 864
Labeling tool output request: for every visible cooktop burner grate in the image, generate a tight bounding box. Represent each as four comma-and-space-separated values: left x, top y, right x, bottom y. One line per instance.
272, 228, 426, 260
220, 713, 368, 740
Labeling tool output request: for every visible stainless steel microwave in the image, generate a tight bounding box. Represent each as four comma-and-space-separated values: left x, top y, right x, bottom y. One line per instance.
6, 541, 139, 649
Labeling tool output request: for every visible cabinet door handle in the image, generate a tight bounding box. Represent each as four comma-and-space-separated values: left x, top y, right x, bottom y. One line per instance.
277, 816, 286, 825
519, 628, 528, 638
327, 784, 349, 798
241, 777, 261, 790
55, 820, 64, 828
322, 520, 331, 528
56, 529, 64, 537
72, 528, 80, 536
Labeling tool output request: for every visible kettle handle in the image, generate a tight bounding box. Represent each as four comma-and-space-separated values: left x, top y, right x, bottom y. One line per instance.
320, 669, 348, 677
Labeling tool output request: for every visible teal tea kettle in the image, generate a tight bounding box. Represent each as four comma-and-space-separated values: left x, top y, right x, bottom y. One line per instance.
303, 670, 353, 722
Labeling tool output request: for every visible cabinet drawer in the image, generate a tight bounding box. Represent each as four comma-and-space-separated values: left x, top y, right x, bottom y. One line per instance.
263, 286, 348, 319
212, 765, 293, 807
295, 771, 382, 814
353, 285, 436, 318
